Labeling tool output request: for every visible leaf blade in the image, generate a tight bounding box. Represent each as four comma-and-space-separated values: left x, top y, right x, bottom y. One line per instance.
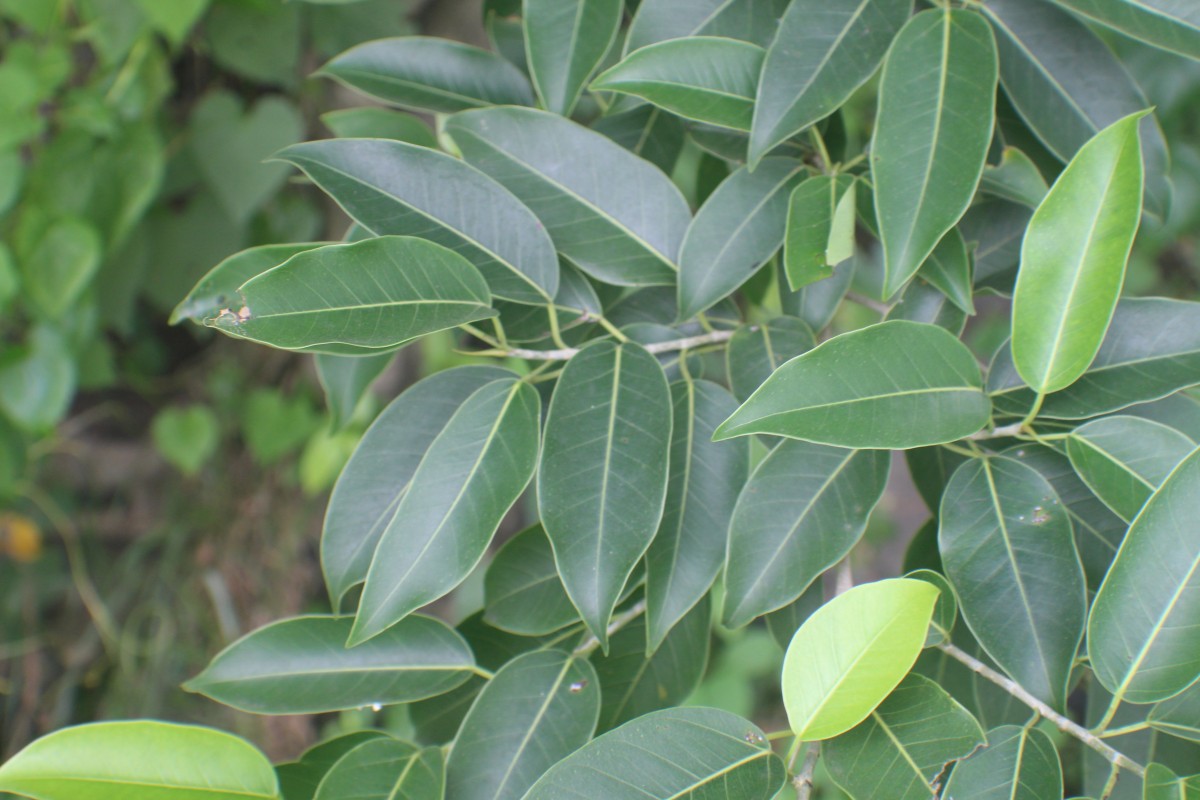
524, 0, 622, 116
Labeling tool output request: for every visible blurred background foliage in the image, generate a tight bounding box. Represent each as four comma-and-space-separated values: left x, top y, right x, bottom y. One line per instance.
0, 0, 1198, 773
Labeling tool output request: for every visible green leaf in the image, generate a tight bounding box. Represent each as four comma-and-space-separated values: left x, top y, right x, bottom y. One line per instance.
1089, 446, 1200, 703
1046, 0, 1200, 61
447, 107, 691, 287
749, 0, 913, 166
942, 725, 1063, 799
980, 146, 1049, 208
484, 524, 579, 636
1011, 111, 1147, 395
277, 732, 392, 800
522, 707, 786, 799
783, 175, 857, 291
723, 441, 890, 628
779, 260, 854, 333
643, 381, 747, 649
524, 0, 621, 116
185, 615, 474, 713
205, 237, 495, 354
725, 316, 816, 402
1149, 682, 1200, 744
906, 446, 970, 516
172, 243, 327, 325
917, 227, 974, 316
134, 0, 207, 45
323, 366, 513, 609
21, 216, 101, 318
240, 389, 321, 465
590, 106, 687, 174
961, 198, 1031, 294
885, 280, 968, 335
714, 320, 990, 449
320, 36, 534, 113
873, 8, 998, 300
1067, 415, 1194, 523
277, 139, 560, 305
0, 325, 75, 432
0, 721, 278, 800
938, 456, 1086, 710
906, 569, 959, 647
313, 740, 443, 800
824, 674, 985, 800
678, 158, 806, 319
989, 299, 1200, 420
980, 0, 1171, 219
351, 378, 540, 645
152, 406, 220, 477
593, 599, 711, 731
625, 0, 790, 53
1144, 763, 1200, 800
782, 578, 940, 740
592, 37, 764, 131
315, 351, 393, 430
319, 108, 438, 148
447, 650, 599, 800
765, 582, 824, 649
538, 341, 672, 648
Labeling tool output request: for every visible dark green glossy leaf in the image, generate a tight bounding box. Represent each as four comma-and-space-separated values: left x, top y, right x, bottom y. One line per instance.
593, 37, 764, 131
351, 379, 540, 645
315, 351, 393, 430
484, 525, 578, 636
1123, 393, 1200, 442
988, 299, 1200, 419
943, 725, 1063, 799
1150, 681, 1200, 744
448, 107, 690, 286
278, 139, 559, 304
907, 447, 970, 516
538, 341, 672, 648
204, 237, 495, 353
980, 146, 1048, 208
1144, 763, 1200, 800
825, 674, 985, 800
1067, 416, 1194, 523
980, 0, 1171, 218
593, 600, 710, 732
715, 321, 990, 448
171, 243, 327, 325
906, 569, 958, 647
1090, 447, 1200, 703
313, 740, 443, 800
522, 707, 786, 799
319, 107, 437, 147
447, 650, 600, 800
886, 280, 968, 334
723, 441, 890, 628
725, 316, 816, 402
783, 175, 857, 291
277, 732, 391, 800
678, 158, 806, 320
624, 0, 790, 53
961, 198, 1031, 294
765, 582, 824, 650
779, 259, 853, 333
749, 0, 913, 166
917, 228, 974, 315
873, 8, 998, 300
320, 36, 534, 113
525, 0, 621, 116
646, 380, 748, 650
1011, 111, 1146, 395
1046, 0, 1200, 61
185, 615, 474, 714
590, 106, 687, 174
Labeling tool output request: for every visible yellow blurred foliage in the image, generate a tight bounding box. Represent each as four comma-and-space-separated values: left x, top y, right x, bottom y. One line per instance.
1, 513, 42, 562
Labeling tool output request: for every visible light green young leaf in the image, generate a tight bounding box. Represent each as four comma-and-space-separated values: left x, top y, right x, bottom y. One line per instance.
0, 722, 278, 800
749, 0, 913, 166
783, 175, 856, 291
782, 579, 940, 740
313, 740, 443, 800
205, 237, 495, 354
1066, 415, 1194, 523
447, 107, 690, 287
592, 37, 764, 131
447, 650, 600, 800
714, 321, 990, 449
645, 380, 748, 651
524, 0, 621, 116
678, 158, 806, 320
483, 524, 579, 636
942, 725, 1063, 799
351, 379, 540, 645
873, 8, 998, 300
538, 341, 672, 649
938, 456, 1086, 710
277, 139, 560, 305
723, 441, 890, 628
320, 36, 534, 113
185, 615, 474, 714
1046, 0, 1200, 61
725, 316, 816, 402
521, 707, 786, 799
824, 674, 985, 800
1011, 111, 1147, 395
1089, 446, 1200, 703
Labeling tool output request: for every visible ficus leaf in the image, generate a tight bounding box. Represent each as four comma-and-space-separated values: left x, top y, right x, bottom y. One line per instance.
783, 174, 857, 291
313, 739, 444, 800
1045, 0, 1200, 63
725, 316, 816, 402
483, 524, 579, 636
942, 725, 1063, 799
524, 0, 621, 117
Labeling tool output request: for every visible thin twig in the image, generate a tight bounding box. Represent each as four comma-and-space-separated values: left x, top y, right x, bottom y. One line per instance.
793, 744, 821, 798
845, 291, 890, 314
573, 599, 647, 657
938, 643, 1144, 777
485, 330, 737, 362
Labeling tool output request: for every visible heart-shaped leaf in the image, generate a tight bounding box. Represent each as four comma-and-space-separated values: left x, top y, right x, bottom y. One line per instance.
152, 406, 220, 476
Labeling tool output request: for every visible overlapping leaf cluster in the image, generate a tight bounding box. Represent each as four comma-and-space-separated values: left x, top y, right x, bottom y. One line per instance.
5, 0, 1200, 798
